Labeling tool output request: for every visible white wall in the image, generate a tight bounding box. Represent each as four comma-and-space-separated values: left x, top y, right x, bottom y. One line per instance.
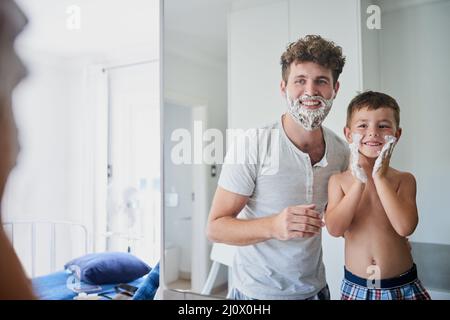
5, 53, 86, 224
229, 0, 363, 136
3, 52, 94, 274
376, 0, 450, 245
164, 103, 193, 277
16, 0, 160, 59
163, 0, 450, 298
361, 0, 381, 91
228, 0, 289, 130
288, 0, 363, 137
164, 52, 228, 288
164, 52, 227, 202
358, 0, 450, 296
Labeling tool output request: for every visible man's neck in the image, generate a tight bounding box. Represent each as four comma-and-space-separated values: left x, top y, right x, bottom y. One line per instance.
282, 113, 324, 152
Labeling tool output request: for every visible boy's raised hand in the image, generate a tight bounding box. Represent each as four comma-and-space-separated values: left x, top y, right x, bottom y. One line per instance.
349, 133, 367, 183
372, 135, 397, 178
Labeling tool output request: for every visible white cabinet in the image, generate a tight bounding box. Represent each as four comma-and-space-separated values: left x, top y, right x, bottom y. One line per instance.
228, 0, 289, 130
229, 0, 363, 135
288, 0, 363, 136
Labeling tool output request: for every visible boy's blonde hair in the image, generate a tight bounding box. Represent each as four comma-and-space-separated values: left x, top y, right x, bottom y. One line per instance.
346, 91, 400, 128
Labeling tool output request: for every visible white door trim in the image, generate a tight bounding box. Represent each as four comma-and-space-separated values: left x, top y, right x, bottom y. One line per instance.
164, 92, 210, 292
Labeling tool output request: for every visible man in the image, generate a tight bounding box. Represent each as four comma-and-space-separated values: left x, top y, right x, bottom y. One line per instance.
206, 35, 349, 300
0, 0, 36, 299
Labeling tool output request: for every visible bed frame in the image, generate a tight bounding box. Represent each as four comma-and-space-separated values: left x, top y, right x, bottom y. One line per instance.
2, 220, 88, 277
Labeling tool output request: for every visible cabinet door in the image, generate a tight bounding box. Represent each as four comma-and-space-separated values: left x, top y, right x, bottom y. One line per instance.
229, 1, 289, 130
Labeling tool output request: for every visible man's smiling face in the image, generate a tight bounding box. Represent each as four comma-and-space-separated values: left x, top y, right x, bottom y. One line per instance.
282, 61, 337, 102
281, 61, 339, 131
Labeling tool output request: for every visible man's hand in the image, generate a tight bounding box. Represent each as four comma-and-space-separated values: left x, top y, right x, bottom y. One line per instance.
271, 204, 324, 240
372, 135, 397, 179
349, 133, 367, 183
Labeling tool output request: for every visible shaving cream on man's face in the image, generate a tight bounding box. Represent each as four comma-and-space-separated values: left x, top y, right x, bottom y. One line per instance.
285, 89, 335, 131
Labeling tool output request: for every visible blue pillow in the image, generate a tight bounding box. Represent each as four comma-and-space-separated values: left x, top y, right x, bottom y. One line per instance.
64, 252, 151, 285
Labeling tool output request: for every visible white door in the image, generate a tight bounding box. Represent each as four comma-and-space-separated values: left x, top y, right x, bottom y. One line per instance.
107, 62, 160, 266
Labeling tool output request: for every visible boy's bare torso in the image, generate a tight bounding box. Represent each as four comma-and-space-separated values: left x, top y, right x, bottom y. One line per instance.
336, 169, 413, 279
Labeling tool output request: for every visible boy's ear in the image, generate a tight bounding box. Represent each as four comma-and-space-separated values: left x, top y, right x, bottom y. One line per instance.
395, 127, 402, 141
280, 80, 287, 97
344, 126, 352, 143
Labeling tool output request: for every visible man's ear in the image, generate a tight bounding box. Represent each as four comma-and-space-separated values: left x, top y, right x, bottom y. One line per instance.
344, 126, 352, 143
333, 81, 340, 97
280, 80, 287, 97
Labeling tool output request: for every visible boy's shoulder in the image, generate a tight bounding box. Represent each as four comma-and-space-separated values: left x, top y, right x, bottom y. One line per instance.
388, 167, 416, 185
330, 169, 353, 186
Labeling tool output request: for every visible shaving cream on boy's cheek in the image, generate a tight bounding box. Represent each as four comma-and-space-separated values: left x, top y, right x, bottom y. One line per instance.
349, 133, 367, 183
285, 89, 335, 131
372, 135, 397, 177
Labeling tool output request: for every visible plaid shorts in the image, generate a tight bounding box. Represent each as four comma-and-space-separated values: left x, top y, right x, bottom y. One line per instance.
341, 264, 431, 300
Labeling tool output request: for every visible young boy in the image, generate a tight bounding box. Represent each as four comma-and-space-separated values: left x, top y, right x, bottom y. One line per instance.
325, 91, 430, 300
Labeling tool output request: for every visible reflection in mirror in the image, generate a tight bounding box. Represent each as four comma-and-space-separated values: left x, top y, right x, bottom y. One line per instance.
163, 0, 229, 297
163, 0, 450, 299
2, 0, 160, 300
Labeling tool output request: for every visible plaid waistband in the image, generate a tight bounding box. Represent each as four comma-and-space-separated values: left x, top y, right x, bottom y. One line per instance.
344, 264, 418, 289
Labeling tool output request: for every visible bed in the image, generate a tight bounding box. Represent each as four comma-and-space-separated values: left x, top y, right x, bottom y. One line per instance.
3, 220, 149, 300
32, 270, 145, 300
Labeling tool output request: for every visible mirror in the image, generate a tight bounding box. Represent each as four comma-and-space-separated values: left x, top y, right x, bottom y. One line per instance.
162, 0, 230, 297
4, 0, 161, 283
162, 0, 450, 299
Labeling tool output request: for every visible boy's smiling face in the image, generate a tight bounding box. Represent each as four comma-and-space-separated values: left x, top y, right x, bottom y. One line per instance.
345, 106, 402, 158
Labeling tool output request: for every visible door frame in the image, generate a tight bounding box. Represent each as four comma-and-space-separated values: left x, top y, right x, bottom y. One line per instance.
164, 91, 210, 292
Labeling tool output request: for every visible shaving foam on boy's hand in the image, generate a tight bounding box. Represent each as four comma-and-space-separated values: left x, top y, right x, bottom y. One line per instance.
349, 133, 367, 183
372, 135, 397, 178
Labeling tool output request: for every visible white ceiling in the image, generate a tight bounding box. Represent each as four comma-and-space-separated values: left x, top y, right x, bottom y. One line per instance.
15, 0, 235, 65
15, 0, 160, 57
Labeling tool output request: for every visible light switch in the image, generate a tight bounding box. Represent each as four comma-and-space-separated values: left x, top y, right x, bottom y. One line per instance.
165, 192, 179, 207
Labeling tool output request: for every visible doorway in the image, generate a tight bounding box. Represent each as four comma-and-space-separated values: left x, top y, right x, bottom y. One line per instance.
106, 61, 160, 266
164, 100, 209, 291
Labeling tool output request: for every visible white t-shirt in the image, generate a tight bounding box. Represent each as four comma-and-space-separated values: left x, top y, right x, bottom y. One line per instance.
218, 118, 349, 299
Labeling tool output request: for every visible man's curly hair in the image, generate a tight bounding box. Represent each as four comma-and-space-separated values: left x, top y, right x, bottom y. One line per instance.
280, 35, 346, 85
